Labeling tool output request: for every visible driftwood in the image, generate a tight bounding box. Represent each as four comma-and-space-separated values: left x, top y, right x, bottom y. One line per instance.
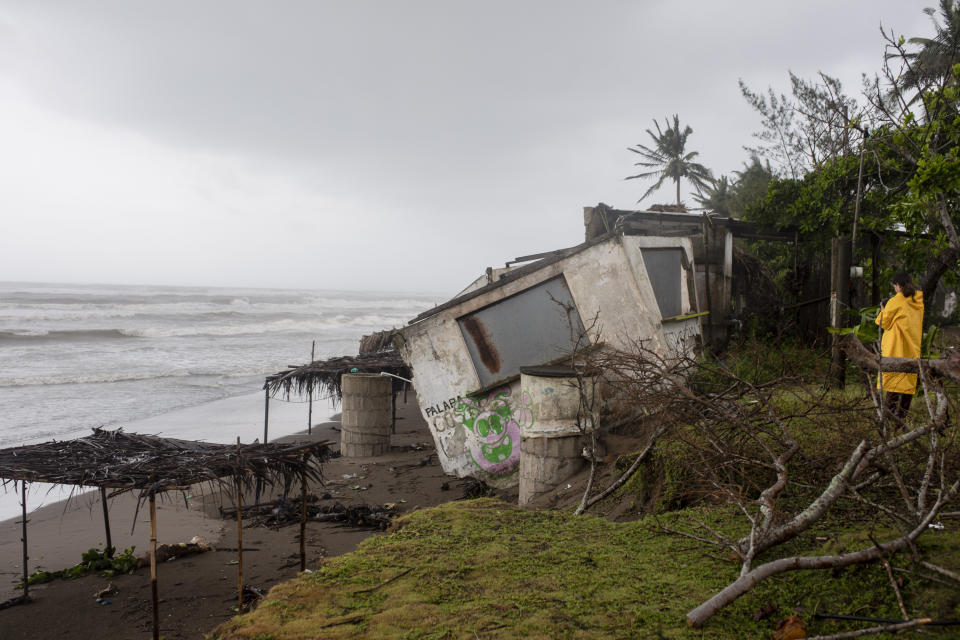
221, 497, 397, 531
136, 541, 211, 567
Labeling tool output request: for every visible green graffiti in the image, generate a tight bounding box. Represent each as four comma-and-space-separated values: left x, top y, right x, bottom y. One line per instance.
454, 387, 532, 475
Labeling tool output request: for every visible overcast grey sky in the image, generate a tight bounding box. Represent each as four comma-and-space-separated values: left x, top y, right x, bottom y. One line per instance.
0, 1, 932, 294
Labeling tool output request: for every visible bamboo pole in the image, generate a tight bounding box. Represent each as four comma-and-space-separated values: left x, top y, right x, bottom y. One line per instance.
20, 482, 28, 601
100, 486, 113, 557
149, 492, 159, 640
308, 340, 315, 435
300, 464, 307, 572
236, 438, 244, 612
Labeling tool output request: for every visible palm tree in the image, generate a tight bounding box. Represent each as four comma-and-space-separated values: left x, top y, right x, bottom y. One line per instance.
898, 0, 960, 94
626, 114, 713, 206
693, 175, 734, 216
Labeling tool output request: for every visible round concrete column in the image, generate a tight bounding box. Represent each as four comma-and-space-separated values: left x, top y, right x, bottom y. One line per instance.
519, 366, 593, 506
340, 373, 392, 457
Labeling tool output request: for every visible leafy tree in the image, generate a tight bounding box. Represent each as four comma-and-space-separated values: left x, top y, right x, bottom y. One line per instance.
736, 2, 960, 320
863, 9, 960, 311
626, 115, 713, 206
739, 72, 862, 178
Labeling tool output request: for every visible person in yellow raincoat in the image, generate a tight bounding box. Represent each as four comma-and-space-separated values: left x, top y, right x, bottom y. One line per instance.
875, 272, 924, 422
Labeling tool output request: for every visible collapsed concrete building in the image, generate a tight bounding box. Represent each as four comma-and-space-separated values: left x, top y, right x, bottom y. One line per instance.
396, 222, 703, 492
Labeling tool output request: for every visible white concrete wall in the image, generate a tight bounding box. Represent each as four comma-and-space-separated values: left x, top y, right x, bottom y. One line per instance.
398, 233, 699, 486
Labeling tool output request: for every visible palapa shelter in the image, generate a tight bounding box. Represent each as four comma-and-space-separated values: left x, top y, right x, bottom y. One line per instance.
0, 428, 330, 640
265, 351, 410, 404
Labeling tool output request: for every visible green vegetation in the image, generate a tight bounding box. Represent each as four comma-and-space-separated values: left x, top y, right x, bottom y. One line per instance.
19, 546, 138, 587
211, 499, 960, 639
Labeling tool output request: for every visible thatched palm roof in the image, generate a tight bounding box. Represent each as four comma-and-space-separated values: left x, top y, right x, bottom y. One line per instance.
0, 428, 330, 495
264, 352, 409, 404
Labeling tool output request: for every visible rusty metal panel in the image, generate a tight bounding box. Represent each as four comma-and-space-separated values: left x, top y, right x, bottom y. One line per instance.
457, 276, 586, 388
641, 247, 683, 318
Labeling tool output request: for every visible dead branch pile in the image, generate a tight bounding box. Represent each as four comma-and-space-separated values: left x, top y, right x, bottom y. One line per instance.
264, 352, 410, 404
221, 497, 397, 530
0, 428, 330, 495
567, 338, 959, 629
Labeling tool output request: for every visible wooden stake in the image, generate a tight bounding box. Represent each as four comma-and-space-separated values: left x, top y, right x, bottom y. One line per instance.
236, 438, 244, 612
308, 340, 315, 435
100, 486, 113, 557
20, 482, 28, 601
300, 464, 307, 572
263, 388, 270, 444
149, 492, 159, 640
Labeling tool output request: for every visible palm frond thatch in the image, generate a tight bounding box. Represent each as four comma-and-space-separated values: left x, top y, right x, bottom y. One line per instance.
265, 352, 410, 405
358, 329, 397, 355
0, 428, 330, 496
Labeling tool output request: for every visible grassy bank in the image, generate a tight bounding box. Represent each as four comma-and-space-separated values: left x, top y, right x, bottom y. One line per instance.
211, 498, 960, 639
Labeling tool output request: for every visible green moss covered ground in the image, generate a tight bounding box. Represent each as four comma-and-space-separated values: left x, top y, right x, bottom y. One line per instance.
211, 498, 960, 639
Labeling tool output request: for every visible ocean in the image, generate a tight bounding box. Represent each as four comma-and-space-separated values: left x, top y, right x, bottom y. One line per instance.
0, 281, 437, 521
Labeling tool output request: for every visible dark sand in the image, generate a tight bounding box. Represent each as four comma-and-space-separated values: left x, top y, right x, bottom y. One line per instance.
0, 392, 459, 640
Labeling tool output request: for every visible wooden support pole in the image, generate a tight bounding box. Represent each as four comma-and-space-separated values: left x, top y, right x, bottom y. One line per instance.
828, 236, 852, 389
149, 492, 159, 640
236, 477, 244, 612
263, 388, 270, 444
300, 464, 307, 572
308, 340, 315, 435
21, 482, 28, 601
236, 437, 245, 612
100, 486, 113, 557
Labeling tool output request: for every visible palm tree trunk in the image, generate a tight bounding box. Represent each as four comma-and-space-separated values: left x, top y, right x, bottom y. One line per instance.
676, 179, 681, 206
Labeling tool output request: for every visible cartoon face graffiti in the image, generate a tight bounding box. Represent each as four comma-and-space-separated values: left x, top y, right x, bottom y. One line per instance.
454, 386, 533, 476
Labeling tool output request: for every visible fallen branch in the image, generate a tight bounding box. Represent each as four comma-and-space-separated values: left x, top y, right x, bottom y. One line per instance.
806, 618, 930, 639
880, 558, 908, 621
574, 424, 667, 515
839, 333, 960, 384
687, 480, 958, 627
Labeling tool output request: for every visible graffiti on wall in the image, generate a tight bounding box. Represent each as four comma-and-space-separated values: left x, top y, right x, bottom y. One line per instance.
454, 386, 533, 476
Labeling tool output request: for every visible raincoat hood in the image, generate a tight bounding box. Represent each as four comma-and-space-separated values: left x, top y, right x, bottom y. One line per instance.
902, 290, 924, 310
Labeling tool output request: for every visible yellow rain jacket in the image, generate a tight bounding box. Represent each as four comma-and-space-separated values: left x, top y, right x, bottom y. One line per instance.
875, 290, 924, 394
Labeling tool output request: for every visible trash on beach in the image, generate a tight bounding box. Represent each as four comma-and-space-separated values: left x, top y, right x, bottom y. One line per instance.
313, 502, 397, 530
189, 535, 211, 549
93, 583, 117, 599
137, 540, 212, 567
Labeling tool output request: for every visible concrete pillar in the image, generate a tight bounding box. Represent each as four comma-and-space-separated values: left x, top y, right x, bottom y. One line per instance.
518, 366, 593, 506
340, 373, 392, 457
